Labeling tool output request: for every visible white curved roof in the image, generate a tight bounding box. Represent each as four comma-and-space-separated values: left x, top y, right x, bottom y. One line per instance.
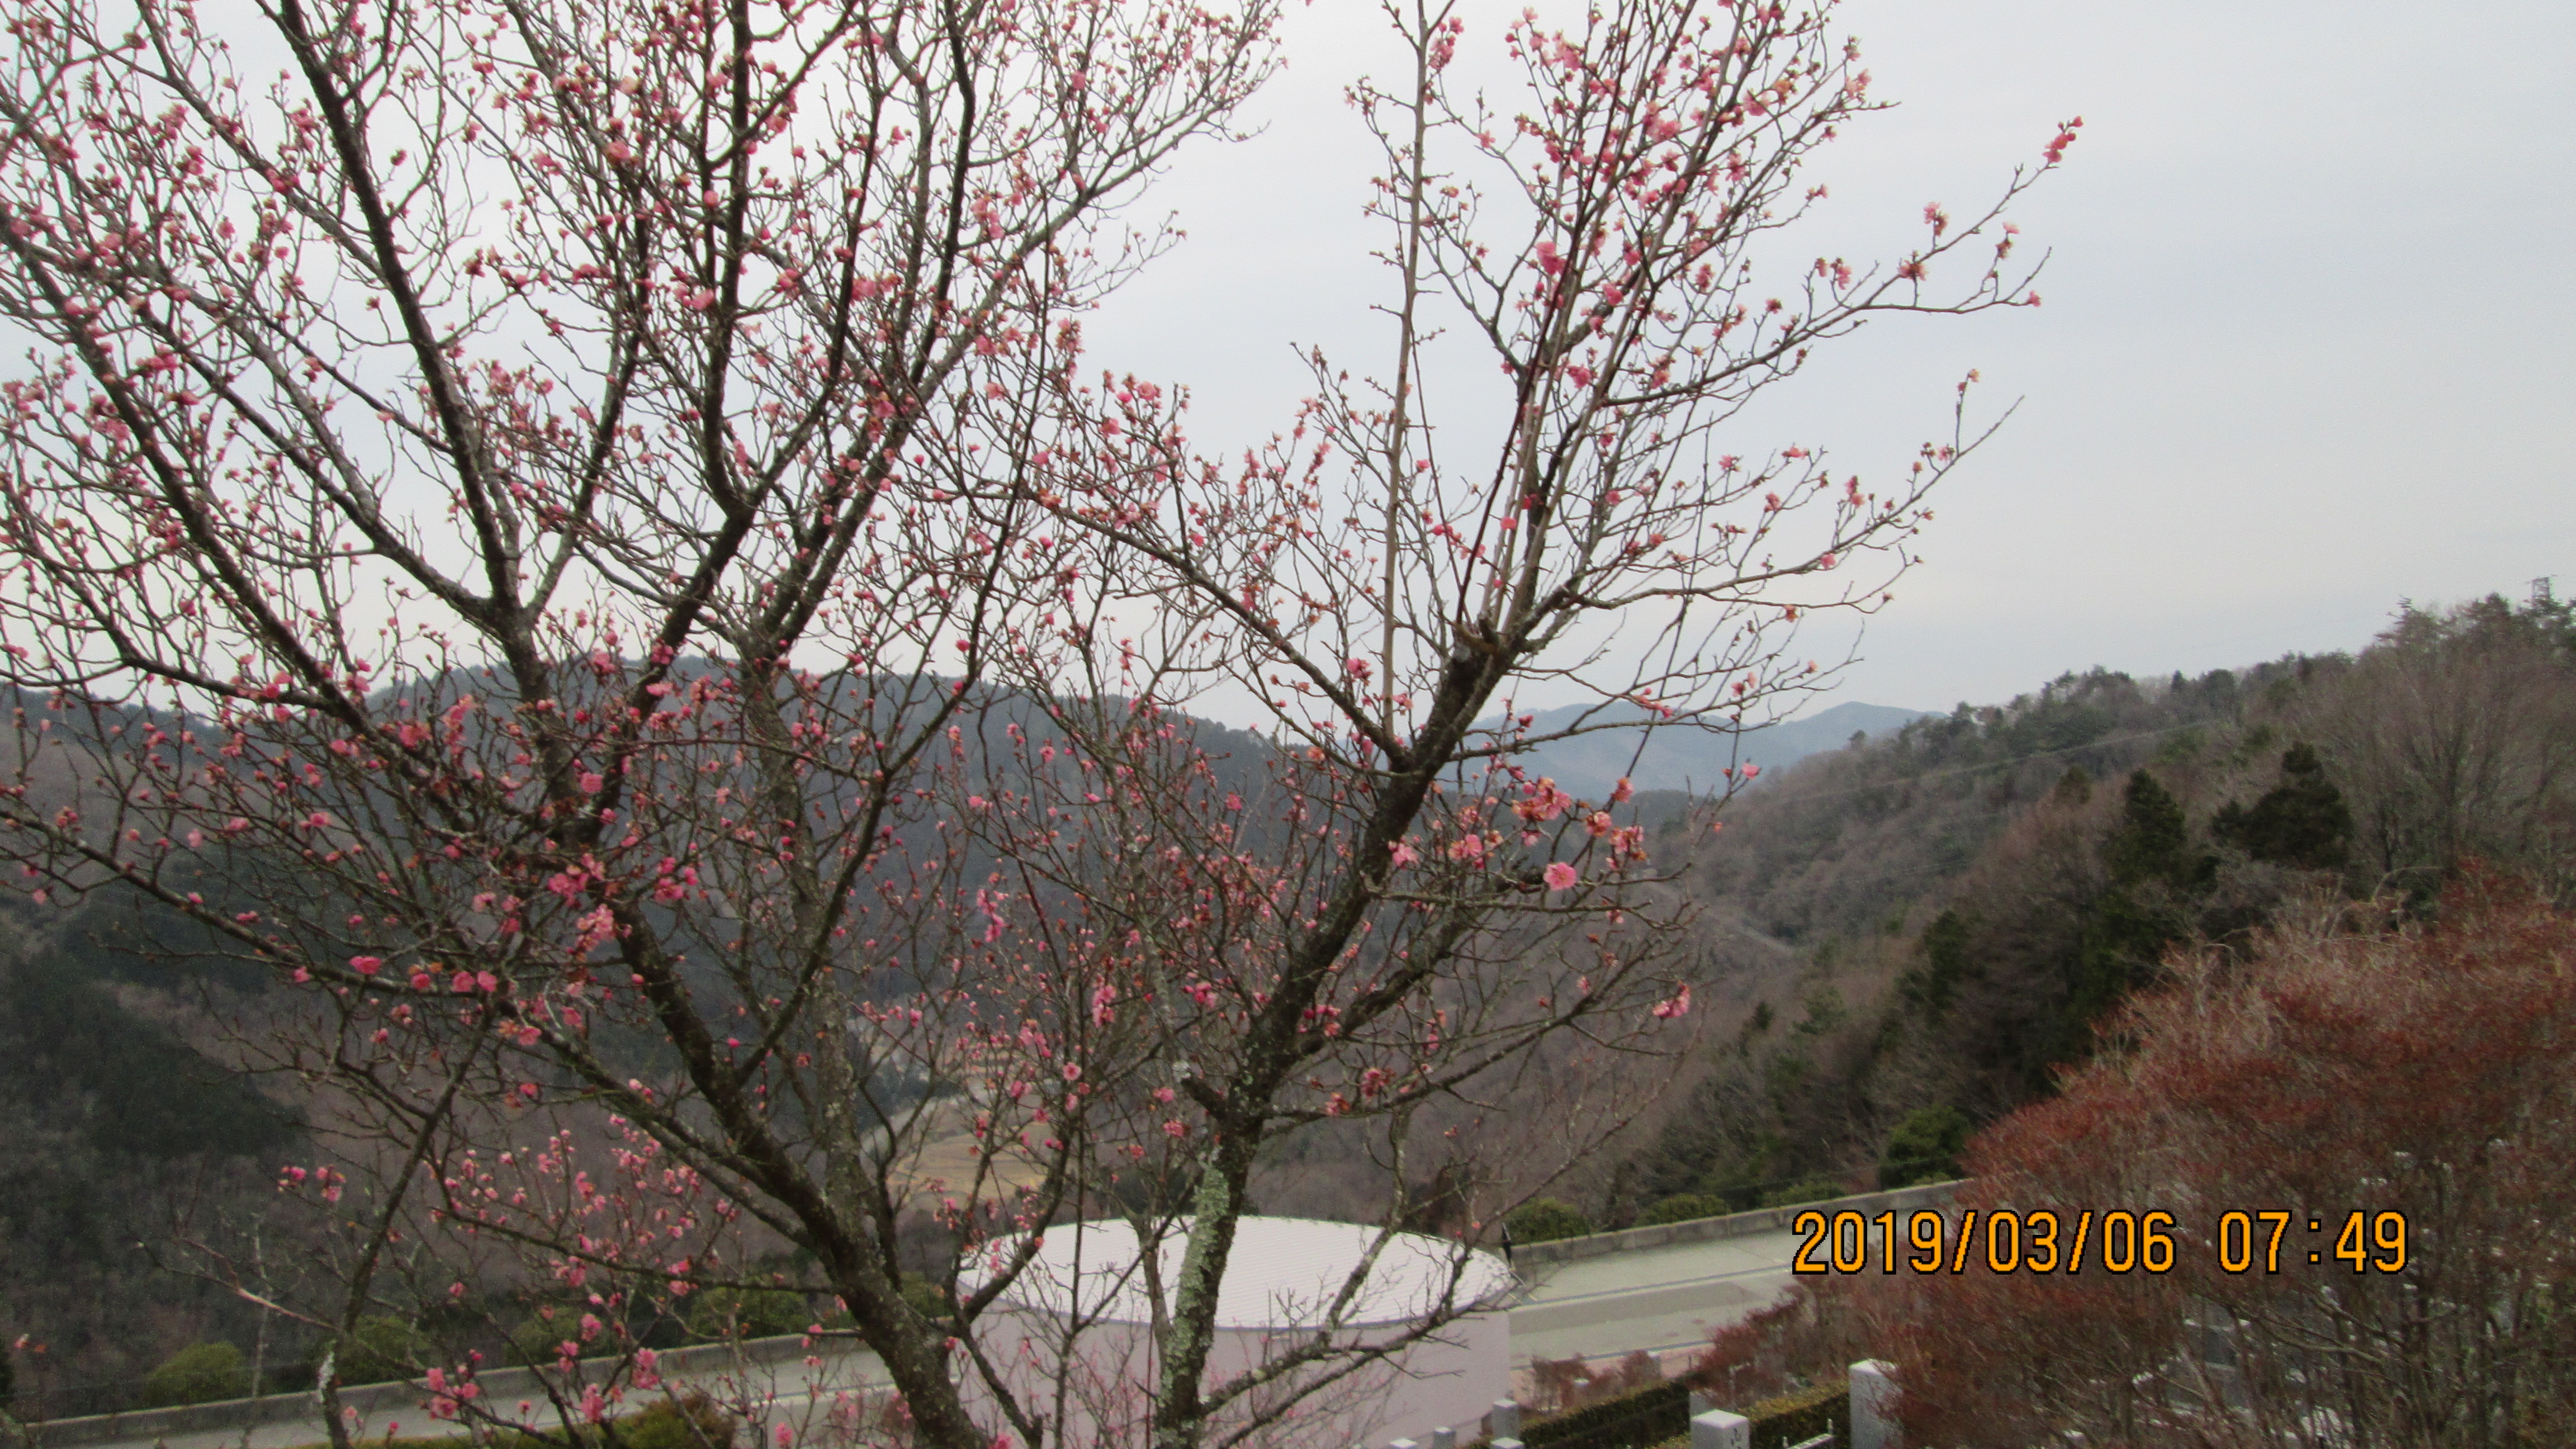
962, 1216, 1513, 1330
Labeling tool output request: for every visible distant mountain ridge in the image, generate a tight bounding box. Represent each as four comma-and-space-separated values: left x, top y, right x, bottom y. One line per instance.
1500, 699, 1933, 799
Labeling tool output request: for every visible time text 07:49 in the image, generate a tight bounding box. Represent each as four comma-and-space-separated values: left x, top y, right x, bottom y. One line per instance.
1789, 1208, 2410, 1276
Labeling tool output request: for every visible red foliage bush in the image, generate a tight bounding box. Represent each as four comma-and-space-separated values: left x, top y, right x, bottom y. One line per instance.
1854, 873, 2576, 1447
1687, 1290, 1867, 1409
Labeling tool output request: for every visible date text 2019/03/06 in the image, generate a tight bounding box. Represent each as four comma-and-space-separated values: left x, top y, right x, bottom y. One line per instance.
1791, 1208, 2409, 1276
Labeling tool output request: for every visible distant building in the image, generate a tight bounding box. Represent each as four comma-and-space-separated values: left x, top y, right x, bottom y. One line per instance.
959, 1216, 1512, 1449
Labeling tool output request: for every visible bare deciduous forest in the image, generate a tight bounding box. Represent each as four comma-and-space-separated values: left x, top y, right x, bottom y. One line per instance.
1613, 589, 2574, 1221
7, 589, 2567, 1420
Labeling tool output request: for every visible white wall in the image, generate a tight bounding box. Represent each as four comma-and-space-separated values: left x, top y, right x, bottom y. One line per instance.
961, 1303, 1509, 1449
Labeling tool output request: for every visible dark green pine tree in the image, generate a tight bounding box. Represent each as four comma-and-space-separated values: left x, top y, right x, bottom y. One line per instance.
2105, 768, 2192, 886
1880, 1104, 1972, 1190
2046, 769, 2201, 1083
2213, 743, 2354, 870
1901, 908, 1978, 1016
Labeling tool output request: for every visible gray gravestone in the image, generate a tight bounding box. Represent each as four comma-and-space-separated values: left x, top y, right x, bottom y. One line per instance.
1689, 1409, 1750, 1449
1850, 1360, 1900, 1449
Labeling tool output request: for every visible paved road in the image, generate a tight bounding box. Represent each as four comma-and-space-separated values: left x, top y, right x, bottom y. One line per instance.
1507, 1227, 1800, 1365
59, 1232, 1801, 1449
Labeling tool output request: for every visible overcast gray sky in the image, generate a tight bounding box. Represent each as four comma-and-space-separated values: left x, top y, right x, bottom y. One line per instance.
1080, 0, 2576, 717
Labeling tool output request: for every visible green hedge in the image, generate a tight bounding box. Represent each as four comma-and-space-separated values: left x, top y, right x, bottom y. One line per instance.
1508, 1198, 1595, 1245
1757, 1178, 1848, 1210
681, 1286, 813, 1343
1744, 1379, 1845, 1449
1638, 1194, 1728, 1228
1551, 1375, 1848, 1449
333, 1317, 434, 1386
1522, 1381, 1688, 1449
142, 1343, 250, 1407
283, 1391, 736, 1449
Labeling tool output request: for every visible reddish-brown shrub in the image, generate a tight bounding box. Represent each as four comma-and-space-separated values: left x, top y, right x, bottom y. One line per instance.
1687, 1289, 1869, 1408
1854, 873, 2576, 1447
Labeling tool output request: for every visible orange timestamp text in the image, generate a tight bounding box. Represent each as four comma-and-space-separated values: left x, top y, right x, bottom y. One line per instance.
1789, 1207, 2409, 1276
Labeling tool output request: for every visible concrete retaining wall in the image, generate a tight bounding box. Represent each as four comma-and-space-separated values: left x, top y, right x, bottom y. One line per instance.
22, 1331, 856, 1448
1512, 1181, 1968, 1270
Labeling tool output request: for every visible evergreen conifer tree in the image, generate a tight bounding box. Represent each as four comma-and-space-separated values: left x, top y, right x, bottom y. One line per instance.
2214, 744, 2354, 870
1881, 1105, 1972, 1189
2105, 769, 2191, 886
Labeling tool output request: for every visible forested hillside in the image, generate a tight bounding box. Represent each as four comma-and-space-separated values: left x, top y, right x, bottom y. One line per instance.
4, 594, 2569, 1407
0, 675, 1291, 1413
1606, 591, 2575, 1221
0, 892, 300, 1413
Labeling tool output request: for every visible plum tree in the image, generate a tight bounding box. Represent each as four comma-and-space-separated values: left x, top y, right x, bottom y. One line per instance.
0, 2, 2068, 1447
